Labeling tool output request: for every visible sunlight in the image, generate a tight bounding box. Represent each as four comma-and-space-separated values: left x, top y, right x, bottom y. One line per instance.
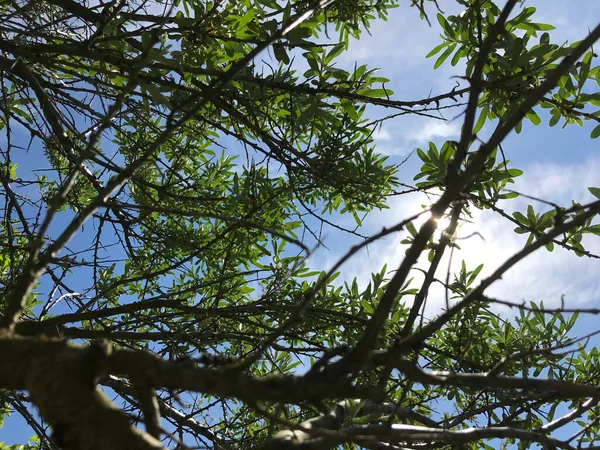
430, 212, 456, 242
431, 213, 453, 232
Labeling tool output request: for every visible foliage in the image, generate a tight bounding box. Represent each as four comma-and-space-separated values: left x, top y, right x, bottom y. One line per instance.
0, 0, 599, 449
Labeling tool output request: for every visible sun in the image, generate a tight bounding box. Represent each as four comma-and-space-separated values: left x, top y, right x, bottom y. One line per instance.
432, 213, 453, 231
430, 212, 458, 242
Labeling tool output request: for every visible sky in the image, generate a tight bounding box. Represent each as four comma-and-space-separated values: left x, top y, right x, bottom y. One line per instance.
308, 0, 600, 314
2, 0, 600, 447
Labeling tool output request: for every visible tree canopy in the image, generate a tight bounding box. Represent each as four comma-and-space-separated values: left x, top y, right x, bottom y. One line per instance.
1, 0, 600, 449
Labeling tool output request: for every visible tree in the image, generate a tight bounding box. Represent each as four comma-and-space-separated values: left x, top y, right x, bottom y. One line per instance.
0, 0, 599, 449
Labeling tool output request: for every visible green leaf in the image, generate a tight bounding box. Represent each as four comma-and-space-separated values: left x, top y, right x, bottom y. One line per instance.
527, 204, 535, 222
515, 119, 523, 134
436, 13, 455, 38
499, 191, 519, 199
534, 23, 555, 31
507, 168, 523, 177
355, 88, 393, 98
451, 45, 465, 66
406, 221, 417, 237
273, 44, 289, 64
324, 43, 346, 64
474, 105, 488, 133
305, 51, 320, 74
11, 106, 32, 123
526, 110, 541, 126
578, 50, 593, 86
434, 44, 456, 69
287, 26, 312, 43
584, 225, 600, 236
589, 187, 600, 199
361, 298, 374, 314
144, 84, 172, 108
296, 100, 318, 126
591, 124, 600, 139
513, 211, 528, 225
426, 42, 447, 58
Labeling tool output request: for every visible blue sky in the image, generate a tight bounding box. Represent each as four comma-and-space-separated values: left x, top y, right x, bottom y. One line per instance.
307, 0, 600, 306
2, 0, 600, 447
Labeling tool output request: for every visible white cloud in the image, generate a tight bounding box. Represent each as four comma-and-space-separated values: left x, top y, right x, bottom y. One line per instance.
475, 157, 600, 307
316, 156, 600, 318
406, 120, 460, 142
368, 126, 416, 155
509, 158, 600, 206
339, 0, 600, 107
342, 2, 464, 70
310, 0, 600, 319
373, 127, 392, 141
318, 190, 426, 288
428, 156, 600, 313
